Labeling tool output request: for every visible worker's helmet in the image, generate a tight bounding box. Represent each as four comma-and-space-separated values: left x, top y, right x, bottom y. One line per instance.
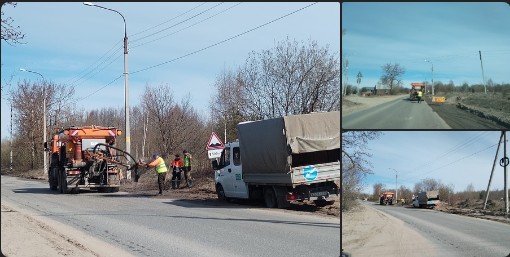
152, 153, 158, 158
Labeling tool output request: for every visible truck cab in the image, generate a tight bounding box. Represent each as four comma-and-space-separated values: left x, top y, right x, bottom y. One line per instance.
213, 141, 249, 199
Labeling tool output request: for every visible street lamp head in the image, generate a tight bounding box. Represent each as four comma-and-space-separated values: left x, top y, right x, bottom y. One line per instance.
83, 2, 95, 6
19, 68, 26, 71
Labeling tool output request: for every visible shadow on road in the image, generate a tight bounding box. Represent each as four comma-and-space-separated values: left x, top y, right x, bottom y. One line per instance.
166, 198, 336, 216
12, 187, 57, 195
12, 187, 124, 195
154, 212, 339, 228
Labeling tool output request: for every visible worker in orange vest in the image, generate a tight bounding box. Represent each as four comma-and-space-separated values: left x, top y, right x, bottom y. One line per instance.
170, 154, 184, 189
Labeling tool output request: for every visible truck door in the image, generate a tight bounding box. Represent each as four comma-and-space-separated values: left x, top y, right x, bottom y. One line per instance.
230, 146, 248, 199
219, 146, 235, 196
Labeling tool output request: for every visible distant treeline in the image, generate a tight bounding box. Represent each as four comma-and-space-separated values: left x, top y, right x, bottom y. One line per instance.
343, 81, 510, 96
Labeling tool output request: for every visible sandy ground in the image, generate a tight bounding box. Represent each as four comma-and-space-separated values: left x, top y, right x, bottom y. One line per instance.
342, 94, 407, 115
342, 202, 436, 257
1, 201, 135, 257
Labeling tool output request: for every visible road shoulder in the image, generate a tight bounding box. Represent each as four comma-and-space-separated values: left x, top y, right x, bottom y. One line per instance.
342, 202, 436, 257
1, 200, 134, 257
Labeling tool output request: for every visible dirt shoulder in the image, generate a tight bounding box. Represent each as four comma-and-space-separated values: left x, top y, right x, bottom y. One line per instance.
1, 200, 134, 257
425, 95, 509, 129
342, 202, 436, 257
342, 94, 407, 116
433, 200, 510, 225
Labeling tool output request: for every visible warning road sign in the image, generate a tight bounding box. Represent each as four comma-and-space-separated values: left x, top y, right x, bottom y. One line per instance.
206, 132, 224, 150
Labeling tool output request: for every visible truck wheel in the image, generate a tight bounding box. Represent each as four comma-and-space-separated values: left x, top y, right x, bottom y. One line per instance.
264, 187, 277, 208
49, 167, 58, 191
60, 169, 68, 194
58, 169, 63, 193
216, 184, 229, 202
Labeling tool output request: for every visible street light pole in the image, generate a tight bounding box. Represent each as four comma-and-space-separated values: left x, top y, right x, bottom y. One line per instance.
389, 168, 398, 202
84, 2, 130, 178
425, 60, 434, 98
20, 68, 47, 174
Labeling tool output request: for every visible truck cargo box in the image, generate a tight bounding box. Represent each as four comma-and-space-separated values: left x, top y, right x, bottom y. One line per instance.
237, 111, 340, 185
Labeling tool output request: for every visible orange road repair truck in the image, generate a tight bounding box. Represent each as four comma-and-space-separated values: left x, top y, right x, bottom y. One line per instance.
45, 125, 138, 194
409, 82, 426, 101
212, 111, 340, 208
379, 192, 395, 205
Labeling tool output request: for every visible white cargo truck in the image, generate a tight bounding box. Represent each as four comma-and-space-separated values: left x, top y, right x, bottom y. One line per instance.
212, 111, 340, 208
413, 190, 440, 208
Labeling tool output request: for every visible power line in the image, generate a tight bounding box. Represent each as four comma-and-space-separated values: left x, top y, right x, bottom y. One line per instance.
399, 140, 502, 185
129, 2, 209, 38
75, 75, 123, 102
401, 131, 488, 178
131, 3, 243, 49
131, 2, 318, 75
130, 2, 226, 45
62, 3, 214, 95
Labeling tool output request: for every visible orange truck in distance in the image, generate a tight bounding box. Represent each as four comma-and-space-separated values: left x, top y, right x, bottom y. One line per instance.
409, 82, 426, 101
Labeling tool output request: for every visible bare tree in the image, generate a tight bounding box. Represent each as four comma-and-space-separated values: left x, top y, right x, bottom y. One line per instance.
211, 37, 340, 126
342, 131, 381, 211
373, 183, 384, 199
210, 69, 246, 141
398, 185, 413, 202
1, 2, 25, 45
8, 79, 75, 172
422, 178, 441, 191
413, 181, 424, 193
380, 63, 405, 93
414, 178, 442, 193
142, 83, 175, 155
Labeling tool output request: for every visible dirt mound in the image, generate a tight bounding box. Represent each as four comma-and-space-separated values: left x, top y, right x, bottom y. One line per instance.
435, 199, 510, 225
430, 92, 510, 128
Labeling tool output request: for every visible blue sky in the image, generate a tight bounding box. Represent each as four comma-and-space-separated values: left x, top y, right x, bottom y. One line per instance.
356, 131, 508, 194
342, 2, 510, 90
1, 2, 340, 138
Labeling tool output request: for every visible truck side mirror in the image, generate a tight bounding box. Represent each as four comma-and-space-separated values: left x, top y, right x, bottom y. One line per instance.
212, 160, 219, 170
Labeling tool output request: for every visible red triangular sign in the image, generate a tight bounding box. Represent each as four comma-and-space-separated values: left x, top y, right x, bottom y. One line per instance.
206, 132, 225, 150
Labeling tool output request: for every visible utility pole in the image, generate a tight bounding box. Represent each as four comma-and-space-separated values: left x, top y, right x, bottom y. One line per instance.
10, 99, 13, 172
479, 50, 487, 94
483, 132, 504, 210
504, 131, 508, 214
389, 168, 398, 202
343, 59, 349, 96
425, 60, 434, 98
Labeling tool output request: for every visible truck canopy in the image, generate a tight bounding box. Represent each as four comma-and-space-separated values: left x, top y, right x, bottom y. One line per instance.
237, 111, 340, 177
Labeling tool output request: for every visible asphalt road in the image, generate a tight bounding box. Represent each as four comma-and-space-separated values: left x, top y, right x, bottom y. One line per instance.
1, 175, 340, 257
366, 201, 510, 257
342, 97, 451, 129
